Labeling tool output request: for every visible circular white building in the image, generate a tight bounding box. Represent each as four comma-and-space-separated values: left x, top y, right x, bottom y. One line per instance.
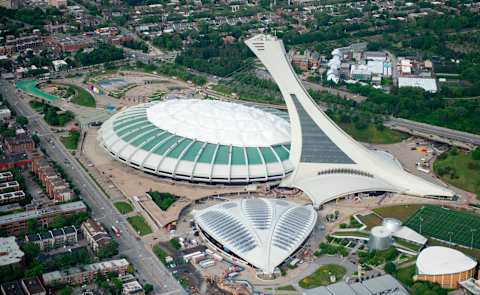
194, 198, 317, 277
368, 225, 394, 250
98, 99, 293, 184
416, 246, 477, 289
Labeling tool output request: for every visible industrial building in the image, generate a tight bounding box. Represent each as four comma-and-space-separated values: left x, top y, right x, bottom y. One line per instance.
98, 99, 292, 184
416, 246, 477, 289
194, 198, 317, 277
368, 218, 427, 251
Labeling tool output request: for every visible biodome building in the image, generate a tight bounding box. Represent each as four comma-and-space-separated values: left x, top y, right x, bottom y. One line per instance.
98, 99, 293, 184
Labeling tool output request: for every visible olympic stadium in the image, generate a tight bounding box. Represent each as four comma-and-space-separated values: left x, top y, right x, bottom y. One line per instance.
99, 33, 455, 208
98, 99, 293, 184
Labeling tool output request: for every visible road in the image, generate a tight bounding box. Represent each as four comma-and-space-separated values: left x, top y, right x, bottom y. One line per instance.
0, 80, 186, 295
386, 118, 480, 148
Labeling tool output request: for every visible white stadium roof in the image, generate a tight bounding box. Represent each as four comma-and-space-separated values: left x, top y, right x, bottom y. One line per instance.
416, 246, 477, 275
98, 100, 293, 184
146, 99, 290, 147
194, 198, 317, 274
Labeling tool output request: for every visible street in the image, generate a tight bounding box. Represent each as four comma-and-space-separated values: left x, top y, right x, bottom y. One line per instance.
0, 79, 186, 295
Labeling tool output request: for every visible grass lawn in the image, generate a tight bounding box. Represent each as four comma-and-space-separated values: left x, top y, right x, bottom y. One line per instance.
405, 205, 480, 249
127, 215, 152, 236
373, 204, 424, 222
338, 122, 408, 144
331, 231, 369, 238
357, 213, 382, 229
57, 83, 96, 107
298, 264, 346, 289
61, 130, 81, 150
169, 238, 181, 250
114, 201, 133, 214
147, 191, 178, 211
153, 244, 168, 264
277, 285, 296, 291
433, 150, 480, 198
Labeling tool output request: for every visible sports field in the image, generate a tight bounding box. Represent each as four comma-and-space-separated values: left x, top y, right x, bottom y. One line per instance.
405, 205, 480, 249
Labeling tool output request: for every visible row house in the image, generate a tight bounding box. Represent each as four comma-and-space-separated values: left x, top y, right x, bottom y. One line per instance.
0, 181, 20, 193
42, 259, 130, 286
31, 158, 74, 202
0, 35, 43, 55
0, 172, 14, 182
25, 225, 78, 251
0, 201, 87, 236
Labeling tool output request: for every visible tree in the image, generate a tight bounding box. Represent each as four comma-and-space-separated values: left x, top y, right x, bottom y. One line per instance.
384, 261, 397, 274
27, 219, 39, 234
21, 242, 40, 263
144, 283, 154, 294
16, 116, 28, 126
59, 286, 73, 295
472, 148, 480, 161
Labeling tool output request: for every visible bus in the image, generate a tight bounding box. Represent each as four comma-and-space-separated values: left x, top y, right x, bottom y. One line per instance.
111, 225, 121, 237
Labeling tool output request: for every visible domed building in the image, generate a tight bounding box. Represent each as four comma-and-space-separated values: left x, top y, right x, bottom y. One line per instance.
98, 99, 293, 184
416, 246, 477, 289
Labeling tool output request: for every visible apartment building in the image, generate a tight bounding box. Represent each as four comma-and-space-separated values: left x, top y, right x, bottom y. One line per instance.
0, 201, 87, 235
81, 218, 112, 252
0, 35, 43, 55
0, 191, 26, 205
0, 153, 32, 171
42, 259, 130, 286
25, 225, 78, 251
0, 281, 24, 295
0, 181, 20, 193
20, 278, 46, 295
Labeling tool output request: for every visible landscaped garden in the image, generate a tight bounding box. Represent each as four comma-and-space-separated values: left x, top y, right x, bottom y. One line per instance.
298, 264, 346, 289
127, 215, 152, 236
147, 191, 178, 211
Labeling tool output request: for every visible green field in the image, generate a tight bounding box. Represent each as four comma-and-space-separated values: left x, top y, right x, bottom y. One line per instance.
127, 215, 152, 236
373, 204, 424, 222
338, 122, 408, 144
405, 205, 480, 249
148, 191, 177, 211
114, 201, 133, 214
298, 264, 346, 289
433, 150, 480, 198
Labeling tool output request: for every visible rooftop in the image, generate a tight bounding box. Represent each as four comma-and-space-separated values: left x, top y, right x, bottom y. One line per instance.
0, 237, 24, 267
0, 201, 86, 225
417, 246, 477, 275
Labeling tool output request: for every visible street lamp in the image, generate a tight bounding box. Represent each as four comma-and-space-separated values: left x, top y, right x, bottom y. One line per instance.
419, 217, 424, 235
471, 229, 477, 249
448, 231, 453, 244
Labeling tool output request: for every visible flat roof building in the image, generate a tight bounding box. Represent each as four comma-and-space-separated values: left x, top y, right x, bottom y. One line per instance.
20, 277, 46, 295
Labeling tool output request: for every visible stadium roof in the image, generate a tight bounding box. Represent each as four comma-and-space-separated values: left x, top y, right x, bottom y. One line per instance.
98, 100, 293, 183
416, 246, 477, 275
194, 198, 317, 274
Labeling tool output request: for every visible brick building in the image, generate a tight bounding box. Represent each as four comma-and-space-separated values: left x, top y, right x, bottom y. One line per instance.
31, 158, 74, 202
3, 132, 35, 154
20, 277, 46, 295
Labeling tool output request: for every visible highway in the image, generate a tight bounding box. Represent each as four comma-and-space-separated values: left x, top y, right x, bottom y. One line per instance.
386, 118, 480, 147
0, 80, 186, 295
